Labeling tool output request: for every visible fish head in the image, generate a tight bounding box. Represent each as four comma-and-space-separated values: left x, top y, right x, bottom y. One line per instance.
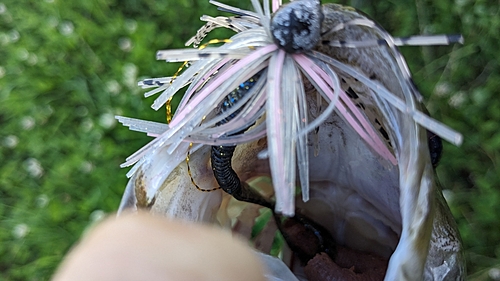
117, 2, 465, 280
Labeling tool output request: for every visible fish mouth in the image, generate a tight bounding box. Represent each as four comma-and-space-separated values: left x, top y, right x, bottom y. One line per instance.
218, 74, 463, 280
116, 2, 465, 280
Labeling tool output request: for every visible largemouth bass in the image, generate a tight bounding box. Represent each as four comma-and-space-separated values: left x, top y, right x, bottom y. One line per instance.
116, 1, 465, 280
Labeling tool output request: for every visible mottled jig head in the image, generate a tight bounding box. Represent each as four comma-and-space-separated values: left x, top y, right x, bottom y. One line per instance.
271, 0, 323, 53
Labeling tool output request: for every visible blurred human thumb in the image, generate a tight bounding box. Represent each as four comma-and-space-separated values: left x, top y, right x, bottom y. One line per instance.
52, 212, 266, 281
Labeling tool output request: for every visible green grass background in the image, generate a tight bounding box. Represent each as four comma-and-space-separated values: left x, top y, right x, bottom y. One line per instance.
0, 0, 498, 280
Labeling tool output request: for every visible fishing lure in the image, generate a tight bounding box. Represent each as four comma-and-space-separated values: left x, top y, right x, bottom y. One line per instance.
117, 0, 462, 215
210, 71, 273, 207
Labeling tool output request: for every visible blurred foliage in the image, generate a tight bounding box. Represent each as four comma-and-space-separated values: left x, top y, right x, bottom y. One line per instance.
0, 0, 498, 280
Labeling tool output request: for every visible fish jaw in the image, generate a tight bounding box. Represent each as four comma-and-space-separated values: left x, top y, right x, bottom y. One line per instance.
425, 188, 466, 280
149, 145, 223, 222
119, 145, 223, 223
385, 121, 436, 280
